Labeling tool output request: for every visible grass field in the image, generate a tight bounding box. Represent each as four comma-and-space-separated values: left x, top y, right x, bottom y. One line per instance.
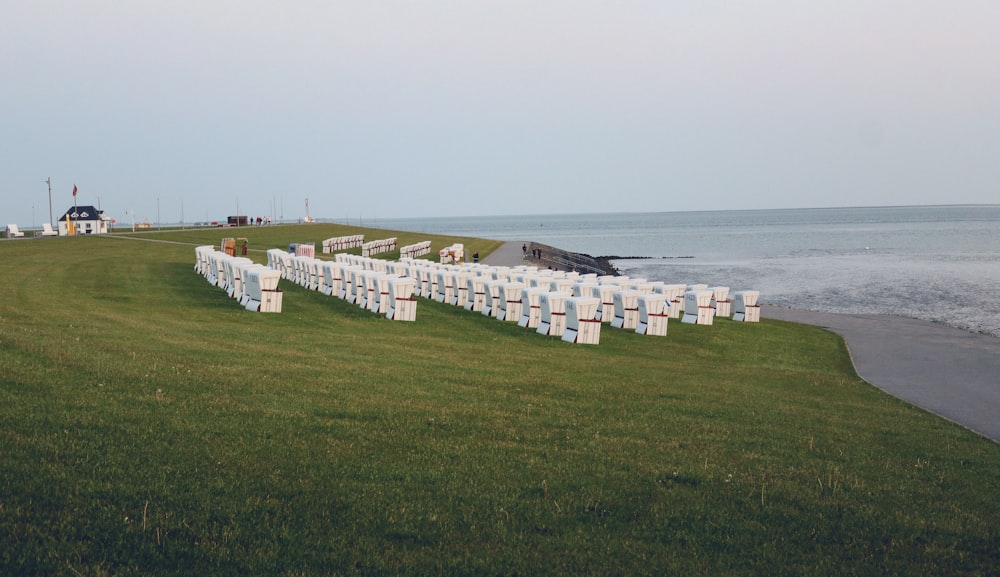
1, 225, 997, 576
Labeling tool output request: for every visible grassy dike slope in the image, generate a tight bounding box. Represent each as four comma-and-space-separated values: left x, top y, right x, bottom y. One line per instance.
1, 225, 997, 576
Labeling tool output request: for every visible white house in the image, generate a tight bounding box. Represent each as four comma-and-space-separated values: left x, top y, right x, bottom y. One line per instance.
58, 206, 109, 236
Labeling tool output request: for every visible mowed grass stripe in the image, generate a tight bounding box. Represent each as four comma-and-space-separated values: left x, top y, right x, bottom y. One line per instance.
0, 226, 997, 576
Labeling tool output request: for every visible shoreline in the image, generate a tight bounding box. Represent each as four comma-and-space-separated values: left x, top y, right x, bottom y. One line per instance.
484, 241, 1000, 443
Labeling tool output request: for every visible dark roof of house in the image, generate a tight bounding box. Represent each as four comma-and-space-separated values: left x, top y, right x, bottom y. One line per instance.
58, 206, 104, 222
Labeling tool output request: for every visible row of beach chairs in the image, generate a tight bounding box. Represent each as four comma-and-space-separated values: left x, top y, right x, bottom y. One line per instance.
198, 242, 761, 336
399, 240, 433, 259
322, 235, 364, 254
433, 269, 756, 344
194, 246, 283, 312
266, 250, 418, 321
290, 243, 315, 258
361, 237, 398, 257
263, 246, 759, 343
4, 223, 55, 237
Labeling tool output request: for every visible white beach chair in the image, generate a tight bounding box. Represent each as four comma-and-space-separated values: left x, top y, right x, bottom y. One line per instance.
465, 276, 486, 312
307, 258, 324, 292
344, 267, 364, 302
709, 286, 731, 317
483, 279, 503, 318
319, 262, 336, 296
655, 284, 687, 318
591, 285, 619, 323
537, 291, 571, 337
435, 270, 455, 303
562, 297, 601, 345
361, 271, 382, 311
611, 290, 641, 330
244, 268, 283, 312
549, 278, 575, 294
518, 287, 547, 328
636, 294, 669, 336
681, 290, 715, 325
373, 273, 398, 314
732, 290, 761, 322
237, 264, 269, 306
225, 257, 254, 299
452, 272, 472, 307
194, 245, 214, 275
498, 282, 525, 322
387, 277, 417, 321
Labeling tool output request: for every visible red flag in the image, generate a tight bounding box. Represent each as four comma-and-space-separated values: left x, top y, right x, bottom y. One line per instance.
72, 185, 78, 197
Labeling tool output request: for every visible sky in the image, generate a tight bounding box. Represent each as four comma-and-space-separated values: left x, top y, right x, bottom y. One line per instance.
2, 0, 998, 228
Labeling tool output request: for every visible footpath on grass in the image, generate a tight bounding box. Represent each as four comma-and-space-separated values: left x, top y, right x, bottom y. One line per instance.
484, 241, 1000, 443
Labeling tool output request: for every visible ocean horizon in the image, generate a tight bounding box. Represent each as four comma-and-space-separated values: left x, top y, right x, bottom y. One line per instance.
372, 205, 1000, 338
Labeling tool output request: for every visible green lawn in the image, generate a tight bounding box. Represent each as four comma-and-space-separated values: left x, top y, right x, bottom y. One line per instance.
1, 226, 997, 576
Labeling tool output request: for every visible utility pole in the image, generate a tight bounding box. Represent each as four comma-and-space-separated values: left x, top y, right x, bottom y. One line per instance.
44, 177, 53, 226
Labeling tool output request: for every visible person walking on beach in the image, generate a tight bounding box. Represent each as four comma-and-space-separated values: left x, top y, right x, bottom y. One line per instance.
522, 243, 527, 256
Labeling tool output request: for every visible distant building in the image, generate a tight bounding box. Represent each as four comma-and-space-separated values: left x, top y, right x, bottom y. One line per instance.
58, 205, 109, 236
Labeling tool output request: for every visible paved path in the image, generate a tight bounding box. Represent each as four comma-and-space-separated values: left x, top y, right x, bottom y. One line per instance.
481, 240, 531, 267
484, 242, 999, 442
763, 307, 1000, 442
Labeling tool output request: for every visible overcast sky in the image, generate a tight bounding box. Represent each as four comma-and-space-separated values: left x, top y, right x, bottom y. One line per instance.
2, 0, 997, 227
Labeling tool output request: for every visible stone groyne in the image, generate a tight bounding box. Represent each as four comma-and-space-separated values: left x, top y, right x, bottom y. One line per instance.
521, 242, 619, 276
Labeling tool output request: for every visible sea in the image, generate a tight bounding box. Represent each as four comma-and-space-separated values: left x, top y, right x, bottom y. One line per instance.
370, 206, 1000, 337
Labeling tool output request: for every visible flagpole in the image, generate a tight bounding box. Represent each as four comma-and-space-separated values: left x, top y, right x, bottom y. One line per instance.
45, 177, 53, 227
